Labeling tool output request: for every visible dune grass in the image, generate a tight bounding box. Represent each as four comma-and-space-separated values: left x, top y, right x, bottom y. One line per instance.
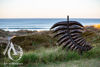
26, 58, 100, 67
3, 44, 99, 67
0, 27, 100, 67
18, 44, 100, 65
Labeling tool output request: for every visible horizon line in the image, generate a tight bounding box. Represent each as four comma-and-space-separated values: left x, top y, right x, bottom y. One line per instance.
0, 17, 100, 19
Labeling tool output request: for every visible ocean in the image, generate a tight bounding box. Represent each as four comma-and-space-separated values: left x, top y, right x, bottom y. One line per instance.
0, 18, 100, 31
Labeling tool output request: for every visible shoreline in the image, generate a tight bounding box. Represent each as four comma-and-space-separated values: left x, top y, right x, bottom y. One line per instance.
0, 24, 100, 43
0, 24, 100, 51
1, 24, 100, 32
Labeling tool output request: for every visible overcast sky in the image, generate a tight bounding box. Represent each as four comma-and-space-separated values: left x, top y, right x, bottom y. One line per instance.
0, 0, 100, 18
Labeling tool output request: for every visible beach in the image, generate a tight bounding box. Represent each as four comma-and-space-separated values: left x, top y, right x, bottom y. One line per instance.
0, 20, 100, 45
0, 0, 100, 66
0, 23, 100, 66
0, 25, 100, 67
0, 24, 100, 47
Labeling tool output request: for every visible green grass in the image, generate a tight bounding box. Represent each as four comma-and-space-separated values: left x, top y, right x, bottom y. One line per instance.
4, 45, 100, 67
18, 45, 100, 65
26, 58, 100, 67
1, 27, 100, 67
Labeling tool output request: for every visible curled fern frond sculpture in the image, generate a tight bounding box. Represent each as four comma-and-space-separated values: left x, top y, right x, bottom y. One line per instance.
50, 16, 92, 54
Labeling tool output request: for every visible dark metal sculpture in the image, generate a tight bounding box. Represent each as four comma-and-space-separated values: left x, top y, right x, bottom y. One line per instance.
50, 16, 92, 54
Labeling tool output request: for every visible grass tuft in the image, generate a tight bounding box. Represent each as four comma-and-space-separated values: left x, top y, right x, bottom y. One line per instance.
18, 45, 100, 65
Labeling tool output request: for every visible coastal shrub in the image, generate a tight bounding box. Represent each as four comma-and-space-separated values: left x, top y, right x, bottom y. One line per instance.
0, 43, 7, 58
11, 31, 56, 51
0, 29, 9, 37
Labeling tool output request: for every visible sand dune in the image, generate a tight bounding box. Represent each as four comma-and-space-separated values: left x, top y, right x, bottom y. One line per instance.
85, 24, 100, 29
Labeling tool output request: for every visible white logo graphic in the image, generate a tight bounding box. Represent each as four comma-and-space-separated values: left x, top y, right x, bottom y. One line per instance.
3, 36, 23, 61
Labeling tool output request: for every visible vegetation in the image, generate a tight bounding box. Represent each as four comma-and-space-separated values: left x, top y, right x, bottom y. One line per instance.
0, 29, 9, 37
11, 31, 56, 51
0, 26, 100, 67
19, 46, 100, 63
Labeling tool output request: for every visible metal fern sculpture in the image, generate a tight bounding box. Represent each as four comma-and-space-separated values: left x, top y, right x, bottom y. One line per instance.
50, 16, 92, 54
